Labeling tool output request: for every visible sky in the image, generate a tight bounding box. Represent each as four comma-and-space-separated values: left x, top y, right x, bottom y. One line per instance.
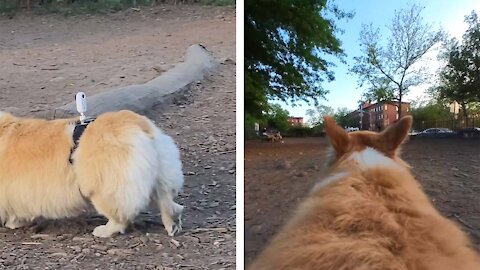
273, 0, 480, 123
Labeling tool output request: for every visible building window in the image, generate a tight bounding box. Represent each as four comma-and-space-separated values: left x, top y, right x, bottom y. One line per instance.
385, 105, 388, 110
396, 113, 399, 119
396, 107, 399, 111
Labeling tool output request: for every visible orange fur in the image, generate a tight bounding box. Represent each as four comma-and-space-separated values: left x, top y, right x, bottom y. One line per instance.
0, 110, 184, 237
249, 116, 480, 270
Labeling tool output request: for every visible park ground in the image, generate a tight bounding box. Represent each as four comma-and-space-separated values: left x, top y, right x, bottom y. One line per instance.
0, 4, 235, 269
245, 137, 480, 265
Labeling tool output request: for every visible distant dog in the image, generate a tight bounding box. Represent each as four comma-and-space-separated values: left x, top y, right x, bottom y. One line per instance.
264, 132, 283, 143
249, 116, 480, 269
0, 110, 184, 238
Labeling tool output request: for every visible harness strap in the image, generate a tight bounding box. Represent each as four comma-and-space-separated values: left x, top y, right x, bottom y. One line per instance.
69, 118, 95, 163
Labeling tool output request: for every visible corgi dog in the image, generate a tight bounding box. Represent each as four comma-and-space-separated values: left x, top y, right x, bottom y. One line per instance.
0, 110, 184, 238
249, 116, 480, 269
264, 132, 283, 143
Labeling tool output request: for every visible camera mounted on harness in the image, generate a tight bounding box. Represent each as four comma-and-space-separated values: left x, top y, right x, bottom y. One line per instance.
69, 92, 96, 163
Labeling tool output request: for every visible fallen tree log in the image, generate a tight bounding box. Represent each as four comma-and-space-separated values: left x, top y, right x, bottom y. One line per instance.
43, 44, 217, 119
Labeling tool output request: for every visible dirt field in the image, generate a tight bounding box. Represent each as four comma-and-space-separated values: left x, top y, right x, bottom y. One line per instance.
0, 4, 235, 269
245, 137, 480, 265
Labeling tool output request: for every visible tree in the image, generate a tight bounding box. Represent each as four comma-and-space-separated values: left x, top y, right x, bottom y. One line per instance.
410, 101, 451, 123
333, 107, 350, 127
306, 104, 335, 127
437, 11, 480, 119
265, 104, 290, 132
361, 77, 396, 103
351, 4, 444, 117
245, 0, 353, 117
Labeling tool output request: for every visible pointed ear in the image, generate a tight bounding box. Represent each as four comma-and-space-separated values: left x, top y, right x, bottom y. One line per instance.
324, 116, 350, 156
381, 115, 412, 151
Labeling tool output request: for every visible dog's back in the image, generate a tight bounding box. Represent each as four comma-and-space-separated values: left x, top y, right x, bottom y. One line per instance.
0, 110, 184, 237
0, 113, 85, 223
249, 116, 480, 270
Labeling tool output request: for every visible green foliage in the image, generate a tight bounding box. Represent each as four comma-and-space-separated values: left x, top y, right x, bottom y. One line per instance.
244, 103, 289, 138
265, 104, 290, 132
199, 0, 233, 6
351, 4, 444, 116
410, 101, 451, 123
245, 0, 353, 117
284, 126, 313, 137
0, 0, 21, 14
361, 78, 396, 103
306, 104, 334, 127
468, 102, 480, 116
437, 11, 480, 118
332, 107, 350, 127
1, 0, 146, 15
283, 125, 326, 137
245, 71, 269, 119
1, 0, 232, 16
245, 111, 265, 139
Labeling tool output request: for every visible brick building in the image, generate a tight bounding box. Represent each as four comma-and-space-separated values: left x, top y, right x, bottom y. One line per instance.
347, 101, 410, 131
288, 117, 304, 126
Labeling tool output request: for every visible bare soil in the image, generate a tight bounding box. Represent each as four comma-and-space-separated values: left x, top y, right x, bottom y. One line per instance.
0, 4, 235, 269
245, 137, 480, 265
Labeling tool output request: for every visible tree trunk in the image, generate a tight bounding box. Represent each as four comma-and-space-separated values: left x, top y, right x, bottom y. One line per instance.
398, 86, 403, 119
461, 102, 469, 127
42, 44, 217, 120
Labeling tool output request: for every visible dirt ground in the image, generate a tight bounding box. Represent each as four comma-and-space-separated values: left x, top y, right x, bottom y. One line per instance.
245, 137, 480, 265
0, 4, 235, 269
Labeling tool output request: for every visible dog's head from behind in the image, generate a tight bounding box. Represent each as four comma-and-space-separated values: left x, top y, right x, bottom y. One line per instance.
323, 115, 412, 170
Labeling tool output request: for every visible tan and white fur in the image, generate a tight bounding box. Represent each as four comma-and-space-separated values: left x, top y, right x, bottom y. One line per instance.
249, 116, 480, 270
0, 110, 184, 238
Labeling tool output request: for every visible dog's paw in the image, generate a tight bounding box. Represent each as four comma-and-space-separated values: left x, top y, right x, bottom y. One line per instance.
167, 213, 183, 236
92, 225, 114, 238
168, 223, 182, 237
4, 218, 27, 229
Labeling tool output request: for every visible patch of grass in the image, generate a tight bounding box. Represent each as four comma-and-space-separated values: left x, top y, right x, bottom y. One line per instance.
1, 0, 153, 16
0, 0, 233, 16
199, 0, 234, 6
36, 0, 153, 15
0, 0, 20, 16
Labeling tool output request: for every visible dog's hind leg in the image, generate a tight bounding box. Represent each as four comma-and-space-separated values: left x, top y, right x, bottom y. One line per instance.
155, 188, 183, 236
89, 195, 129, 238
151, 131, 184, 236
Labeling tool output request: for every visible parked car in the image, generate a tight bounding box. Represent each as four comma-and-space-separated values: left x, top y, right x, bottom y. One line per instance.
457, 127, 480, 138
408, 129, 419, 136
415, 128, 456, 138
345, 127, 359, 132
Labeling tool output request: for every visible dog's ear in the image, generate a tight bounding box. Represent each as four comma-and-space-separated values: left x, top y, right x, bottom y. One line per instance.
381, 115, 412, 151
324, 116, 350, 156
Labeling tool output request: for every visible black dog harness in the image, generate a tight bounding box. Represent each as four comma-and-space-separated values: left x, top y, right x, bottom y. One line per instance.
69, 118, 95, 163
